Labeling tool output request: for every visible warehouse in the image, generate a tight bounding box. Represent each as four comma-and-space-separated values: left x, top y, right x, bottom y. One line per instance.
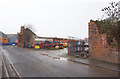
0, 31, 8, 45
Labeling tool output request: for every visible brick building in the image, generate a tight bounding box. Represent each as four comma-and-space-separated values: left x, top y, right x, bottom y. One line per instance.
35, 37, 69, 44
89, 20, 119, 64
17, 26, 37, 47
17, 26, 69, 47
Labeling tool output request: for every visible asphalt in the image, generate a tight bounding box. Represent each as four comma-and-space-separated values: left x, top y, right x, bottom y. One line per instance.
0, 46, 2, 78
27, 47, 119, 72
1, 46, 119, 77
67, 57, 119, 72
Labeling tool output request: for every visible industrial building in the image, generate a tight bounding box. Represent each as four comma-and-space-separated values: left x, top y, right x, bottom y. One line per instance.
7, 34, 17, 45
17, 26, 37, 48
0, 31, 8, 45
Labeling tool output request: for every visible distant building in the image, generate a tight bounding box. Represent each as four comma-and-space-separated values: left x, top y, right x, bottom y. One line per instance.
0, 31, 8, 45
37, 37, 54, 42
17, 26, 37, 48
53, 37, 68, 43
7, 34, 17, 45
34, 36, 69, 44
34, 37, 54, 44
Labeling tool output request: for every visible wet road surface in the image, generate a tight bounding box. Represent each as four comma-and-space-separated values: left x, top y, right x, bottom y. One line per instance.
1, 46, 118, 77
0, 46, 2, 78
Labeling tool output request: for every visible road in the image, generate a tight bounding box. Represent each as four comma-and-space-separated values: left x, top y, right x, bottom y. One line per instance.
0, 46, 2, 78
1, 46, 118, 78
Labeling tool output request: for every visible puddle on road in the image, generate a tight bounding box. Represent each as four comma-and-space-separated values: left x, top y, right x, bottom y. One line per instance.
53, 57, 68, 61
38, 53, 68, 61
59, 57, 68, 61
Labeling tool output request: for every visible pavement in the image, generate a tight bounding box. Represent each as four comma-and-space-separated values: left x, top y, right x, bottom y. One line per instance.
67, 56, 119, 72
1, 46, 119, 77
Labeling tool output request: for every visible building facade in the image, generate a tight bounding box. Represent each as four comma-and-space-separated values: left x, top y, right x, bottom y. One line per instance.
7, 34, 17, 45
0, 31, 8, 45
17, 26, 37, 47
35, 37, 69, 44
53, 38, 68, 43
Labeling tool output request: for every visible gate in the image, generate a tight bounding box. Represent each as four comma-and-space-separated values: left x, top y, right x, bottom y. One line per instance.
67, 40, 89, 57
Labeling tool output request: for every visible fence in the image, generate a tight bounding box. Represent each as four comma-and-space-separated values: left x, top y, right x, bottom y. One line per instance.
67, 40, 89, 57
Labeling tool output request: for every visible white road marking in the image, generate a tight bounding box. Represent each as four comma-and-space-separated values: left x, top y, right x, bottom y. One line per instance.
1, 47, 22, 79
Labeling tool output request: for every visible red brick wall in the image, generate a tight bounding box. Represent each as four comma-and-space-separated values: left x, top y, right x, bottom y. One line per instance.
17, 33, 24, 47
89, 20, 119, 64
17, 26, 24, 48
17, 26, 37, 48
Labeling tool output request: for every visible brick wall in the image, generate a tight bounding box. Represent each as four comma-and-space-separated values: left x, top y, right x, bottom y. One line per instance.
89, 20, 119, 64
17, 26, 37, 48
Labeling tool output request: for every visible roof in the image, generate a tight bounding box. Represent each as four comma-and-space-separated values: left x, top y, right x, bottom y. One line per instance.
37, 36, 54, 39
7, 34, 17, 37
0, 31, 7, 37
25, 28, 37, 36
37, 36, 68, 40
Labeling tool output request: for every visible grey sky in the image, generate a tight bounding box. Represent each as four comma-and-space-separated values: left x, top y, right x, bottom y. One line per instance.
0, 0, 119, 39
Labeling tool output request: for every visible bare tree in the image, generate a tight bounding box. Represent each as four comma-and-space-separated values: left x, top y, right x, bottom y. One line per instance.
97, 2, 120, 47
24, 24, 36, 32
102, 2, 119, 22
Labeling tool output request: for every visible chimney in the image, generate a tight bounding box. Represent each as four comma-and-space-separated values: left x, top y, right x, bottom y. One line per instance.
21, 26, 24, 34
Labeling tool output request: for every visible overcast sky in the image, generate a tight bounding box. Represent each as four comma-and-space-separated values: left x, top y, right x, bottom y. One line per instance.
0, 0, 119, 39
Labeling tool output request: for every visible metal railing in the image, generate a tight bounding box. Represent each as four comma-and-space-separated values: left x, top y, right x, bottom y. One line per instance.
68, 40, 89, 57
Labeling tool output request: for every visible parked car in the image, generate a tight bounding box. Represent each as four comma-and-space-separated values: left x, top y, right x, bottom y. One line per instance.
63, 43, 68, 48
35, 44, 40, 49
55, 46, 59, 49
12, 43, 16, 46
59, 42, 63, 49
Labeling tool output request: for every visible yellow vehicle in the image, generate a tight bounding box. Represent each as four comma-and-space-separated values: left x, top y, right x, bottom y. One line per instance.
55, 46, 59, 49
35, 44, 40, 49
63, 43, 68, 48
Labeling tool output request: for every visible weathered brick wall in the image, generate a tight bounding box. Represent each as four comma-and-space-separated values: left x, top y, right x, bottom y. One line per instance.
89, 20, 119, 64
17, 26, 37, 48
17, 33, 24, 47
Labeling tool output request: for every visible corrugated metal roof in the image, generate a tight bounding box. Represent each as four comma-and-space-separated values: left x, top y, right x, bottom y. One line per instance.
0, 31, 7, 37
